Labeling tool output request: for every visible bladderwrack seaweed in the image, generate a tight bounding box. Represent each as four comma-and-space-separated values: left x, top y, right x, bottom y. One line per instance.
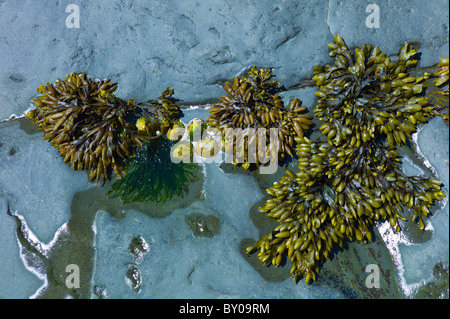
248, 35, 447, 284
28, 72, 181, 183
206, 66, 313, 168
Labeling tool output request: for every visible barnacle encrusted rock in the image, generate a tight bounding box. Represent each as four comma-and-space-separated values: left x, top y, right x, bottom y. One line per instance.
206, 66, 313, 167
27, 72, 180, 183
247, 35, 447, 284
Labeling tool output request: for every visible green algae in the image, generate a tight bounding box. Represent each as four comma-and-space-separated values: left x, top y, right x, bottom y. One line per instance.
107, 137, 201, 205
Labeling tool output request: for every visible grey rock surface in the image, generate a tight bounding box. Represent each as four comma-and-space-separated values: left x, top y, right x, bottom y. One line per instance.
0, 0, 448, 299
4, 0, 447, 119
0, 0, 334, 119
327, 0, 449, 67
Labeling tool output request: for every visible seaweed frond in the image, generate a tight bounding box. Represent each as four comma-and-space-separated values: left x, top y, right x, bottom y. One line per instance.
206, 66, 313, 167
107, 137, 200, 205
247, 35, 447, 284
28, 72, 180, 183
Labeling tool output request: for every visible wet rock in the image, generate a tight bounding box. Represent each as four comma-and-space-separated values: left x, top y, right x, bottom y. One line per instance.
129, 236, 149, 263
125, 264, 142, 293
185, 213, 221, 238
415, 262, 449, 299
327, 0, 449, 67
0, 0, 333, 119
9, 146, 17, 156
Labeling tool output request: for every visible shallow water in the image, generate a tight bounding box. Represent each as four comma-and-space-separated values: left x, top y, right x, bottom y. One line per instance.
1, 105, 448, 299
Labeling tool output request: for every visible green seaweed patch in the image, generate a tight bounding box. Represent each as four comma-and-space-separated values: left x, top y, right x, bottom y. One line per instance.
107, 137, 201, 205
185, 213, 221, 238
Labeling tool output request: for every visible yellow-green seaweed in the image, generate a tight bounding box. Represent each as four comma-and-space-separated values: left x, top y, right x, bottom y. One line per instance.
206, 66, 313, 167
28, 72, 180, 183
424, 57, 449, 119
247, 35, 447, 284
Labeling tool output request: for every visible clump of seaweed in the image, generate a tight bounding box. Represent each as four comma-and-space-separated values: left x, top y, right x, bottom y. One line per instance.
424, 58, 449, 119
106, 137, 200, 205
247, 35, 447, 284
27, 72, 180, 183
206, 66, 313, 167
433, 58, 449, 87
